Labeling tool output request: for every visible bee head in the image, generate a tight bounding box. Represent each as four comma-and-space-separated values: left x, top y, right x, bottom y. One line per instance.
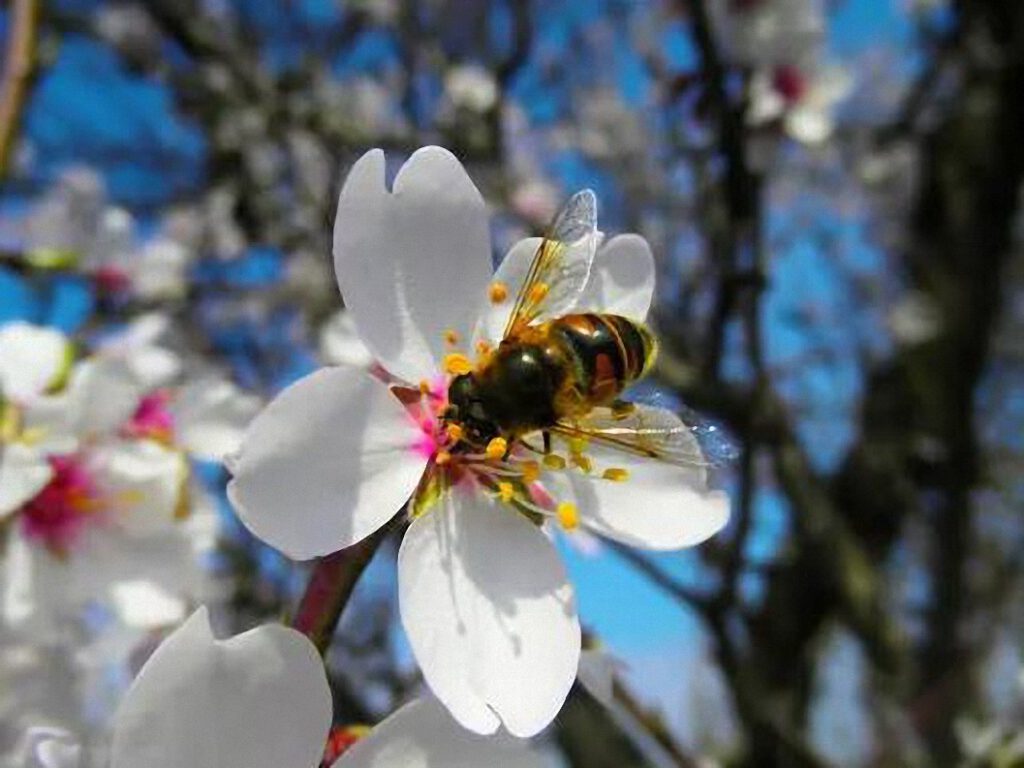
445, 374, 499, 447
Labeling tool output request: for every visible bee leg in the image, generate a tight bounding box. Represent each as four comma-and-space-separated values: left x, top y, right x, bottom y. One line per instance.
543, 430, 552, 455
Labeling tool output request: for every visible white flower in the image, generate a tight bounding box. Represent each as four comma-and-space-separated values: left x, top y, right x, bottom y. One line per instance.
228, 147, 729, 737
712, 0, 825, 69
0, 323, 73, 518
110, 607, 547, 768
444, 65, 499, 113
748, 64, 852, 145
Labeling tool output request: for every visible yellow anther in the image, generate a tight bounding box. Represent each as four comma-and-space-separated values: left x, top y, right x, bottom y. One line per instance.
443, 329, 460, 347
528, 282, 550, 304
488, 281, 509, 304
568, 436, 589, 455
475, 339, 493, 356
485, 437, 508, 460
418, 379, 431, 395
602, 467, 630, 482
556, 502, 579, 531
343, 725, 373, 740
543, 454, 567, 470
443, 353, 473, 376
446, 423, 464, 442
521, 460, 540, 484
435, 450, 452, 466
571, 453, 593, 473
497, 482, 515, 503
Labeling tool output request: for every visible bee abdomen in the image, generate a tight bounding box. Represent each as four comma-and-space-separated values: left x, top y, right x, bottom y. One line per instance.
550, 313, 656, 405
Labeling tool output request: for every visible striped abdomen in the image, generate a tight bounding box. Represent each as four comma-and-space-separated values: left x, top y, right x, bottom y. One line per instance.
549, 313, 657, 410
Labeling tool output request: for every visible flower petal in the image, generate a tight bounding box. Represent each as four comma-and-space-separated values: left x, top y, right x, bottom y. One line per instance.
89, 439, 186, 535
337, 696, 547, 768
18, 726, 82, 768
228, 366, 428, 560
546, 411, 730, 550
333, 147, 492, 383
0, 444, 53, 518
475, 237, 540, 345
0, 323, 70, 403
111, 607, 331, 768
171, 378, 260, 462
573, 234, 655, 321
398, 486, 580, 737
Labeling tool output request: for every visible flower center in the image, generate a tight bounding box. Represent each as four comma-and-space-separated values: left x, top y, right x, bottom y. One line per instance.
123, 390, 176, 444
21, 455, 102, 556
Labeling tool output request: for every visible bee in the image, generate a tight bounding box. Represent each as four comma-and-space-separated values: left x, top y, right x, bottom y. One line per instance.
444, 190, 727, 469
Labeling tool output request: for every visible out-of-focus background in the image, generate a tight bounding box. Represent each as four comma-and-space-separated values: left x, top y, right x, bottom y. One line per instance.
0, 1, 1021, 766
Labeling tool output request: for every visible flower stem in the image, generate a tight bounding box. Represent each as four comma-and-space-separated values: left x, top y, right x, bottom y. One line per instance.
290, 517, 396, 654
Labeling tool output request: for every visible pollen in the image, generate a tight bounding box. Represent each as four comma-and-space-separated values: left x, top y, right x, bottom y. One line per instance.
568, 436, 589, 455
435, 450, 452, 466
520, 460, 541, 484
446, 423, 464, 442
497, 482, 515, 503
488, 281, 509, 304
543, 454, 567, 470
443, 353, 473, 376
556, 502, 579, 531
485, 437, 508, 460
602, 467, 630, 482
571, 453, 593, 473
475, 339, 493, 356
528, 282, 550, 304
418, 379, 432, 395
443, 329, 460, 347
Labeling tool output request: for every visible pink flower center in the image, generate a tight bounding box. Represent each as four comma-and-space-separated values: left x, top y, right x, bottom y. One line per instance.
124, 390, 176, 444
772, 65, 809, 104
21, 455, 101, 555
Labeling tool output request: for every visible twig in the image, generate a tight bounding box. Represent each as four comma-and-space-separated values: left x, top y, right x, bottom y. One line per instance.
0, 0, 40, 179
290, 517, 398, 654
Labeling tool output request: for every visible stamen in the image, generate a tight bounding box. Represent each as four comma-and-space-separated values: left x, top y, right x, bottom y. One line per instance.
543, 454, 567, 470
528, 283, 549, 304
602, 467, 630, 482
497, 482, 515, 503
446, 423, 464, 442
418, 379, 431, 395
435, 450, 452, 466
485, 437, 508, 460
520, 460, 540, 484
568, 436, 589, 455
488, 281, 509, 304
571, 453, 593, 473
443, 329, 460, 347
556, 502, 579, 531
443, 353, 473, 376
475, 339, 493, 356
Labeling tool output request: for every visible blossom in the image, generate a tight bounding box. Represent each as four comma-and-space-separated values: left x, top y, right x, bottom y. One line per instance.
228, 147, 729, 736
109, 607, 546, 768
747, 63, 852, 145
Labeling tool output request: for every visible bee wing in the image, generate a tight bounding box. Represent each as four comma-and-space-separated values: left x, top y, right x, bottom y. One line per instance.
550, 404, 737, 469
500, 189, 599, 339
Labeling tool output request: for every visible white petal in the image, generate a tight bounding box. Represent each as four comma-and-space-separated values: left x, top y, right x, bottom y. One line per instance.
228, 366, 428, 560
398, 487, 580, 737
320, 310, 375, 369
546, 420, 730, 551
573, 234, 655, 321
123, 345, 182, 388
19, 726, 82, 768
333, 147, 492, 383
111, 607, 331, 768
0, 444, 53, 517
89, 439, 186, 535
337, 696, 547, 768
171, 378, 260, 462
0, 323, 70, 402
109, 579, 187, 629
475, 237, 540, 344
23, 358, 143, 445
